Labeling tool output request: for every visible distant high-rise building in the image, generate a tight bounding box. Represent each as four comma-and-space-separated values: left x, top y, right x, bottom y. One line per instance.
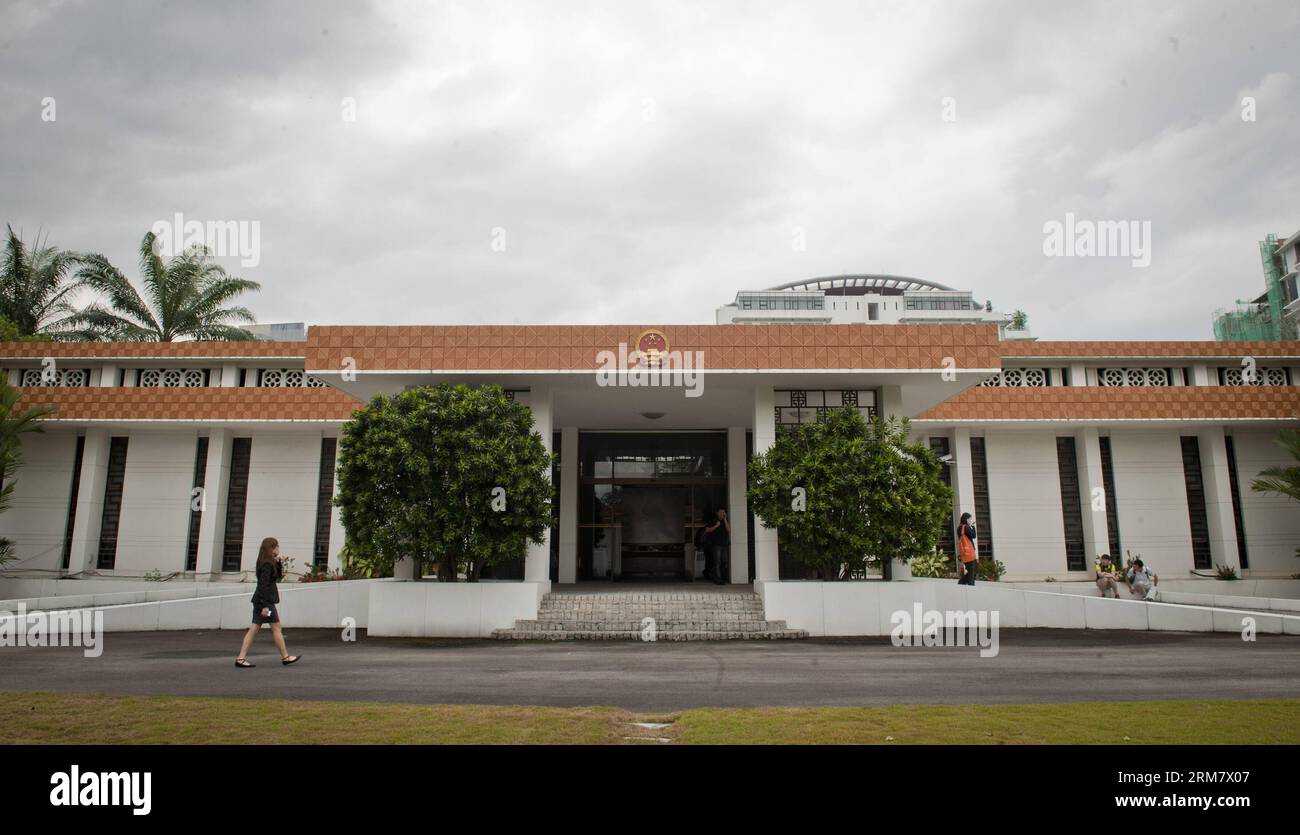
244, 322, 307, 341
1212, 232, 1300, 341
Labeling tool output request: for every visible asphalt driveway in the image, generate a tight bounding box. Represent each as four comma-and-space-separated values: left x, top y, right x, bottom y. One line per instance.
2, 628, 1297, 711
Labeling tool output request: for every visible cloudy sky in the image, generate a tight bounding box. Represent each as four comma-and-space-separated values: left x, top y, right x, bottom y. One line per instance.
2, 0, 1297, 339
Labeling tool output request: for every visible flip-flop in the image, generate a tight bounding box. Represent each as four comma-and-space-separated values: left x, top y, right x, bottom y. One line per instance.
235, 658, 255, 668
281, 655, 301, 666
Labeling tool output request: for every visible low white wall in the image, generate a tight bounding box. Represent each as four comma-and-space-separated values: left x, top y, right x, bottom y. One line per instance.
0, 579, 378, 633
366, 580, 546, 638
0, 578, 250, 600
0, 581, 250, 613
1006, 579, 1300, 601
760, 578, 1300, 637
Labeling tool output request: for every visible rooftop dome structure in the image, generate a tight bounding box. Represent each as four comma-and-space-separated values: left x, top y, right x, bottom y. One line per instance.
765, 274, 955, 296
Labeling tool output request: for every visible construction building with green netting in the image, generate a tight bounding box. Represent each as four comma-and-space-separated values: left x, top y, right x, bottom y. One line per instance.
1212, 231, 1300, 341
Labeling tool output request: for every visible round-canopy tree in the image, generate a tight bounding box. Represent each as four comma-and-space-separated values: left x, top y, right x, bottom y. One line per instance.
335, 383, 554, 581
748, 408, 951, 580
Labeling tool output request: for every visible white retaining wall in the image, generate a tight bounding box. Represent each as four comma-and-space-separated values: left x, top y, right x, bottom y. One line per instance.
366, 580, 548, 638
760, 578, 1300, 637
0, 579, 377, 633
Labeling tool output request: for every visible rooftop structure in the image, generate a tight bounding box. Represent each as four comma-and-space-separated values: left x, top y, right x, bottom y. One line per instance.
716, 274, 1029, 338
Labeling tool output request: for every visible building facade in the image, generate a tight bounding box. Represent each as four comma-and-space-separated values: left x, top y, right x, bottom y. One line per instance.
1213, 231, 1300, 341
2, 321, 1298, 588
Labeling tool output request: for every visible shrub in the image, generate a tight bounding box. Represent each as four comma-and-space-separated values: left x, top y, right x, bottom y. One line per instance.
748, 410, 951, 580
1214, 564, 1239, 581
975, 558, 1006, 582
909, 550, 955, 579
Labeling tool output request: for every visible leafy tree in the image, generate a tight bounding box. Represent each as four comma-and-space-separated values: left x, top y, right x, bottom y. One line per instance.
1251, 429, 1300, 558
0, 225, 84, 338
335, 383, 553, 581
1010, 309, 1029, 330
66, 231, 259, 341
748, 409, 952, 580
0, 372, 56, 565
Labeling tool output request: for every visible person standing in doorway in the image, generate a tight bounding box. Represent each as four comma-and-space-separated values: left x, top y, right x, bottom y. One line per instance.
705, 508, 731, 586
235, 537, 301, 667
697, 511, 716, 582
956, 512, 978, 585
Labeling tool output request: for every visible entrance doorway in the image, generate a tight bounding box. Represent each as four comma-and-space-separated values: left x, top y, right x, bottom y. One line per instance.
577, 432, 728, 581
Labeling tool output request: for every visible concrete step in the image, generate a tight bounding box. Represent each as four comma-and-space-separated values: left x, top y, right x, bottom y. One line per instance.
492, 628, 810, 641
514, 619, 794, 631
493, 589, 808, 641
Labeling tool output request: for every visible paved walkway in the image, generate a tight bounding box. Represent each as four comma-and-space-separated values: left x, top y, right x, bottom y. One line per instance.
3, 629, 1298, 711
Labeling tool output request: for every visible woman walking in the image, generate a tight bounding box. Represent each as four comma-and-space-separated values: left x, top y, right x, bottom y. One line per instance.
956, 512, 979, 585
235, 537, 301, 668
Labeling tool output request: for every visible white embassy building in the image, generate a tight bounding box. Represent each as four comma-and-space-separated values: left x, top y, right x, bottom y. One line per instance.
1, 276, 1298, 638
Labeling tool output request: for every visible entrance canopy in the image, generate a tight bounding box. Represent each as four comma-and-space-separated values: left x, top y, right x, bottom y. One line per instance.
305, 323, 1003, 425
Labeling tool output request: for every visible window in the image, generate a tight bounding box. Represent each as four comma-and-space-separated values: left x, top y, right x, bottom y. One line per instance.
980, 368, 1052, 387
60, 436, 86, 570
185, 437, 209, 572
1056, 437, 1086, 571
1180, 436, 1212, 570
257, 369, 327, 387
313, 438, 338, 569
1098, 436, 1121, 557
1098, 368, 1173, 387
969, 437, 993, 558
21, 368, 89, 387
774, 390, 878, 432
1219, 366, 1291, 386
222, 438, 252, 572
96, 437, 129, 569
137, 368, 209, 387
1224, 436, 1249, 569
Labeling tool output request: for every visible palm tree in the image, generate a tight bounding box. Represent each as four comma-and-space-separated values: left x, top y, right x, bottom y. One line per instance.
0, 372, 56, 565
67, 231, 260, 341
1251, 429, 1300, 503
0, 225, 84, 338
1251, 429, 1300, 559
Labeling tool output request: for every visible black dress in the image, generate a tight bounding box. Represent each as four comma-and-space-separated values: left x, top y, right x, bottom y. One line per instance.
251, 561, 282, 624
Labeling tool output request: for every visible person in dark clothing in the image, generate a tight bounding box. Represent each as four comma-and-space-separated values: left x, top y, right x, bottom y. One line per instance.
235, 537, 300, 667
696, 515, 715, 582
956, 512, 978, 586
704, 508, 731, 586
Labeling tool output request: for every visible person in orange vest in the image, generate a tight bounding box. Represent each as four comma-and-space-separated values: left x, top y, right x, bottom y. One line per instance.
957, 512, 979, 585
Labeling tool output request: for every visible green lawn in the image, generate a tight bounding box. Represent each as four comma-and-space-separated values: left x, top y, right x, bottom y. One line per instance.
2, 692, 1296, 744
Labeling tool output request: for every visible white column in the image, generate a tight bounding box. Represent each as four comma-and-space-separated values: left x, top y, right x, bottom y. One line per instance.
67, 428, 111, 575
194, 429, 232, 577
1076, 427, 1111, 574
558, 425, 578, 583
879, 385, 903, 418
1191, 364, 1213, 386
726, 426, 750, 585
1198, 427, 1242, 573
96, 364, 117, 387
525, 386, 553, 587
327, 440, 345, 573
221, 363, 240, 387
752, 385, 780, 587
951, 428, 976, 535
1068, 363, 1089, 386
